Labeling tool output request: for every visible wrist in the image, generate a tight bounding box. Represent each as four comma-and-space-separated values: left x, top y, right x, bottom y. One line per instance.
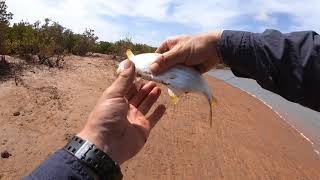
64, 135, 123, 179
207, 30, 224, 64
77, 130, 122, 164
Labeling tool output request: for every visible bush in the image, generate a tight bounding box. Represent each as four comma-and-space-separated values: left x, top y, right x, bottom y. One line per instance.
71, 29, 98, 56
95, 38, 156, 56
0, 0, 13, 54
6, 21, 38, 57
62, 29, 76, 53
95, 41, 115, 54
6, 19, 66, 67
35, 19, 65, 62
132, 43, 156, 54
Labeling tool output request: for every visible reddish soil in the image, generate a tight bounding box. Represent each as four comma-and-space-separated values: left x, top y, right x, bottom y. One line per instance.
0, 55, 319, 180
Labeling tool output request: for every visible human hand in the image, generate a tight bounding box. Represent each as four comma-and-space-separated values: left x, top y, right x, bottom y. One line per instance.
150, 31, 223, 74
77, 60, 166, 165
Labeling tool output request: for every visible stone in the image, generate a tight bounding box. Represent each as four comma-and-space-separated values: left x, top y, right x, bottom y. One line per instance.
13, 111, 20, 116
1, 150, 11, 158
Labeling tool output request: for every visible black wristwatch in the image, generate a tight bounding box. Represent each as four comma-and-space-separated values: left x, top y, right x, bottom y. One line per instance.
64, 136, 123, 180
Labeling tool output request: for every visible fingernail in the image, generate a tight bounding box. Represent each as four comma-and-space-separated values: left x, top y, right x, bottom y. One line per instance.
124, 60, 132, 69
156, 87, 161, 95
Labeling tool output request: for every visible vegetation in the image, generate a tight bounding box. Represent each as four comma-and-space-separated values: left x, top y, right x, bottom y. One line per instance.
0, 0, 13, 55
0, 0, 156, 68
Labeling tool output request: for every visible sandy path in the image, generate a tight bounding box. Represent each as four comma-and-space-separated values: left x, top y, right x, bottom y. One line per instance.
0, 56, 319, 180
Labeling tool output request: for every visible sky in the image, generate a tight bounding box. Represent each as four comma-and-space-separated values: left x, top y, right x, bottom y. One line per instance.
6, 0, 320, 46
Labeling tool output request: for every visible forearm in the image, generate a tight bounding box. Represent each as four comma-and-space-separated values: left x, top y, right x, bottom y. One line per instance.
217, 29, 320, 111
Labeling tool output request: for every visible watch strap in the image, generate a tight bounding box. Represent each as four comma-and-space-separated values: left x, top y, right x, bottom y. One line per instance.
64, 136, 123, 180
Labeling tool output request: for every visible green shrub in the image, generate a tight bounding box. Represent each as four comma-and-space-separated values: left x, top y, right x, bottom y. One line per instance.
95, 38, 156, 56
0, 0, 13, 54
6, 21, 38, 56
95, 41, 115, 54
71, 29, 98, 56
132, 43, 156, 54
35, 19, 64, 62
62, 29, 76, 53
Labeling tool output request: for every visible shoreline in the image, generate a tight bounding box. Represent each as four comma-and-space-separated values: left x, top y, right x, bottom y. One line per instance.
212, 76, 320, 156
208, 69, 320, 155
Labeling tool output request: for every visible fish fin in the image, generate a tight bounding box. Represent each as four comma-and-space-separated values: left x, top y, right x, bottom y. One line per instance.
209, 97, 218, 127
126, 49, 135, 60
168, 88, 179, 105
211, 96, 218, 108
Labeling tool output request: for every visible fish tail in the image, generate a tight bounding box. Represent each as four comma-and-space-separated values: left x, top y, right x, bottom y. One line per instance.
168, 88, 179, 105
126, 49, 135, 60
209, 97, 218, 127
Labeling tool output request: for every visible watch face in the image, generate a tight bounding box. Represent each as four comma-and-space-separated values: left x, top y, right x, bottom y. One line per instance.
64, 136, 122, 179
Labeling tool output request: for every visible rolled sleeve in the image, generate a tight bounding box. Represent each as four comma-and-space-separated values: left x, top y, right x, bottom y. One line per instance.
217, 29, 320, 111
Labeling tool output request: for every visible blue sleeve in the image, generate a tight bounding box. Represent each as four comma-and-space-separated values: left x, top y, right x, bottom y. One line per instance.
23, 149, 94, 180
217, 29, 320, 111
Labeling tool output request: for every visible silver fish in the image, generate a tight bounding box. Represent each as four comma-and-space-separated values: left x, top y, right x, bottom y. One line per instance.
117, 50, 217, 126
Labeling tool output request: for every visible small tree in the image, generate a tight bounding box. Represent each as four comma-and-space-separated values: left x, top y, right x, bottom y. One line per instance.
132, 43, 156, 54
72, 29, 98, 56
6, 21, 38, 57
62, 29, 76, 54
0, 0, 13, 54
95, 41, 115, 54
113, 38, 134, 56
35, 19, 65, 62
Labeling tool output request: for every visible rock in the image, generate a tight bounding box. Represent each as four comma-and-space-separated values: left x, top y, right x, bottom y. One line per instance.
2, 139, 8, 145
1, 150, 11, 158
13, 111, 20, 116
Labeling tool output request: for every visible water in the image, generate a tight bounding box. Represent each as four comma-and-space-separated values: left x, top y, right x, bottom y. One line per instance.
208, 69, 320, 153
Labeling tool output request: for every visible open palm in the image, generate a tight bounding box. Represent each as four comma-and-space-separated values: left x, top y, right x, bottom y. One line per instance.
78, 61, 166, 165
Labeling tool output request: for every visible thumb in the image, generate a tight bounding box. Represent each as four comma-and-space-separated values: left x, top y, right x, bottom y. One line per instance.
150, 48, 183, 74
105, 60, 136, 99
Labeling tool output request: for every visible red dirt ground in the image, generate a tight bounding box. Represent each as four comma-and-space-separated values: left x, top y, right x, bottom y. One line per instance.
0, 55, 319, 180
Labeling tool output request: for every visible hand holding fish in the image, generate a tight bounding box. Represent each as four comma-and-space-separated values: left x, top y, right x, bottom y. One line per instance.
150, 31, 223, 74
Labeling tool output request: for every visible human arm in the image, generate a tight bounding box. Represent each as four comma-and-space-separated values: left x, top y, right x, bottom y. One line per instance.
24, 60, 166, 179
151, 30, 320, 111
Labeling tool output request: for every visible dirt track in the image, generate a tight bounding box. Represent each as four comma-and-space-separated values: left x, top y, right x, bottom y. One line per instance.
0, 55, 319, 180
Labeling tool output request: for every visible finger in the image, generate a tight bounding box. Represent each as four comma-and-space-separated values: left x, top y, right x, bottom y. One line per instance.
125, 84, 138, 100
148, 104, 166, 129
130, 81, 157, 107
156, 40, 170, 53
125, 80, 145, 100
150, 48, 183, 74
104, 60, 135, 99
156, 36, 181, 53
138, 87, 161, 115
195, 60, 216, 73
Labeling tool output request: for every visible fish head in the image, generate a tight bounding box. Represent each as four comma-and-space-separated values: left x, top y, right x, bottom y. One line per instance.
117, 50, 161, 78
